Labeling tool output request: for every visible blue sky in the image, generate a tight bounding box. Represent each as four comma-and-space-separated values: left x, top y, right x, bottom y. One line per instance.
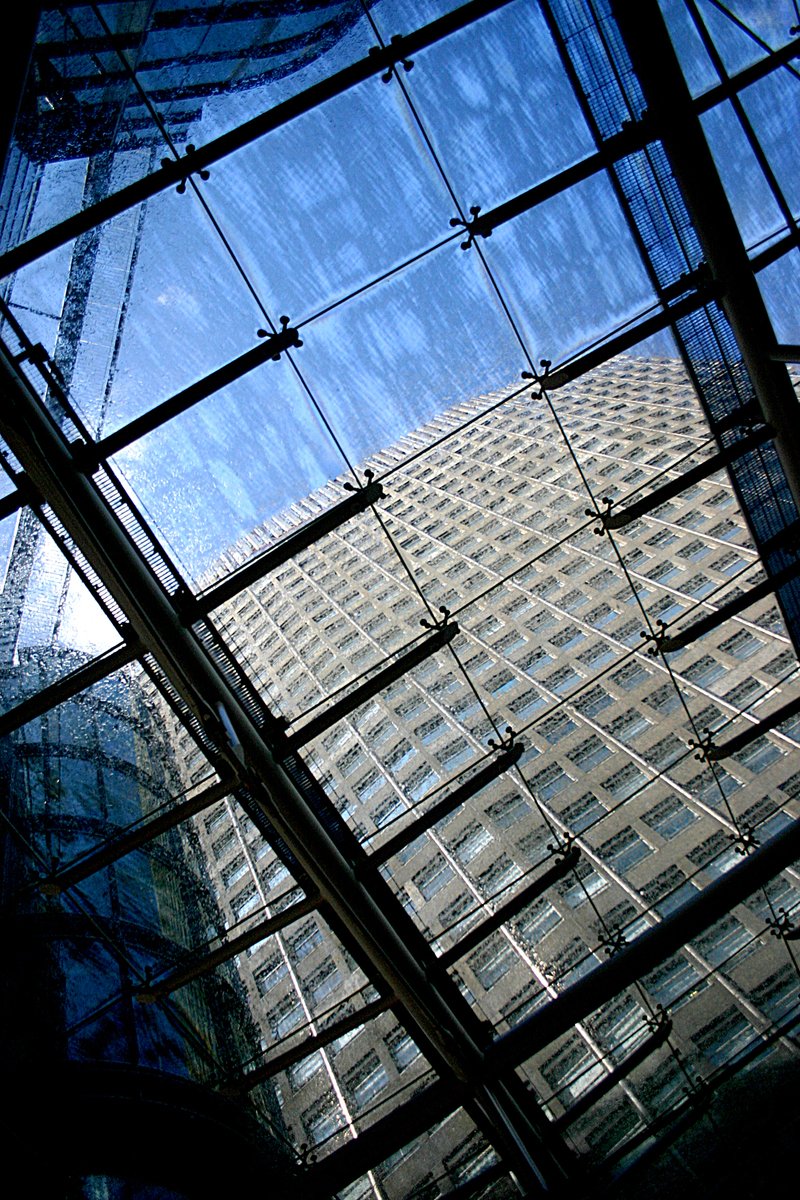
6, 0, 798, 581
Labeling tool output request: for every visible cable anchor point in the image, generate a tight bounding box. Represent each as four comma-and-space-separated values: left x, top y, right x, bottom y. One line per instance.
256, 315, 303, 360
420, 604, 452, 631
688, 728, 715, 762
369, 36, 414, 82
586, 495, 613, 536
162, 144, 209, 194
450, 205, 492, 250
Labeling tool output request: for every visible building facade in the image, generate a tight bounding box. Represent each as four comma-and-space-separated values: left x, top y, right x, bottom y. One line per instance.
188, 354, 800, 1197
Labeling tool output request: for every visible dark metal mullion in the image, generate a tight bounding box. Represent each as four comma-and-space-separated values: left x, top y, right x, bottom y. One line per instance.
489, 815, 800, 1075
230, 995, 394, 1092
0, 637, 139, 738
302, 1078, 468, 1199
42, 776, 233, 895
612, 0, 800, 518
543, 283, 720, 389
140, 891, 320, 999
685, 0, 798, 236
604, 424, 774, 529
0, 0, 517, 279
86, 337, 295, 463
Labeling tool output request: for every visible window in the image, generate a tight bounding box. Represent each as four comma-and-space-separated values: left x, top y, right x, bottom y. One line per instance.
530, 762, 571, 801
597, 827, 652, 872
287, 919, 324, 960
719, 629, 763, 660
268, 994, 304, 1039
231, 883, 260, 919
386, 1030, 421, 1071
345, 1051, 389, 1110
477, 853, 522, 897
558, 859, 608, 907
468, 936, 515, 989
306, 957, 341, 1006
302, 1095, 344, 1146
644, 683, 681, 714
693, 1007, 754, 1067
642, 795, 697, 839
287, 1050, 323, 1091
692, 916, 753, 967
604, 760, 649, 800
540, 1035, 604, 1102
539, 712, 577, 743
221, 854, 248, 889
683, 654, 725, 687
413, 855, 454, 900
568, 735, 613, 771
640, 866, 697, 915
486, 791, 531, 829
451, 822, 493, 864
643, 955, 706, 1010
515, 897, 562, 943
688, 831, 740, 876
561, 792, 607, 833
573, 684, 613, 717
611, 660, 651, 690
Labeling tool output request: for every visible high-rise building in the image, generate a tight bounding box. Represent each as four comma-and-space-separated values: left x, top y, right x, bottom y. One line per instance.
186, 353, 800, 1197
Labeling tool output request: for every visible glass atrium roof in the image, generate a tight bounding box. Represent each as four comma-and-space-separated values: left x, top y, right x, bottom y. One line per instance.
0, 3, 799, 1198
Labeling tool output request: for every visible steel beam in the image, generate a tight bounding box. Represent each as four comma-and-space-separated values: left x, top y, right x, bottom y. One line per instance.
229, 995, 394, 1093
659, 559, 800, 652
705, 695, 800, 761
41, 777, 233, 895
439, 846, 580, 968
0, 638, 137, 737
368, 739, 524, 868
285, 621, 459, 751
612, 1, 800, 519
0, 345, 563, 1195
139, 891, 319, 1000
603, 426, 773, 530
490, 815, 800, 1075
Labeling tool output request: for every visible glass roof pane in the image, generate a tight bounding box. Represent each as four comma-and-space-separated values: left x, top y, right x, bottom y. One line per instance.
740, 70, 800, 218
2, 3, 800, 1191
200, 73, 456, 323
6, 2, 378, 248
373, 0, 595, 211
111, 359, 344, 579
701, 101, 786, 250
758, 253, 800, 344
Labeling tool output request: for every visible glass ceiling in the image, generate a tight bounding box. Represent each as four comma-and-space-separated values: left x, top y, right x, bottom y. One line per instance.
0, 2, 799, 1198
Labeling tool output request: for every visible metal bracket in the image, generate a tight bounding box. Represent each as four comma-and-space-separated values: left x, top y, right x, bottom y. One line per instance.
767, 906, 799, 941
585, 495, 614, 536
487, 724, 517, 753
343, 467, 377, 494
256, 314, 303, 360
420, 603, 453, 631
600, 925, 627, 958
688, 728, 715, 762
450, 204, 492, 250
369, 36, 414, 82
730, 824, 759, 856
162, 143, 209, 194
